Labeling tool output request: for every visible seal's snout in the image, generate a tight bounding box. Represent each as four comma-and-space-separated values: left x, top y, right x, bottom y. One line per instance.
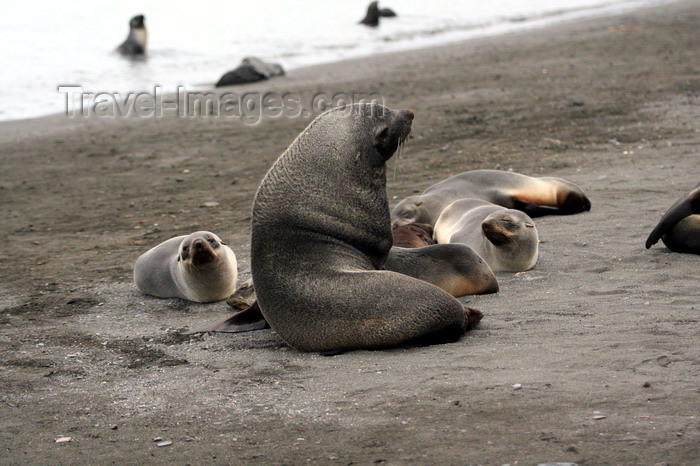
193, 239, 205, 250
404, 109, 414, 121
482, 219, 512, 245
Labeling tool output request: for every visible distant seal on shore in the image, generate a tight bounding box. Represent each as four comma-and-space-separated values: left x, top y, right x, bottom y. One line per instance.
379, 7, 397, 17
646, 183, 700, 254
116, 15, 147, 56
215, 57, 285, 87
134, 231, 238, 303
392, 169, 591, 228
251, 103, 482, 352
435, 199, 539, 272
359, 2, 380, 27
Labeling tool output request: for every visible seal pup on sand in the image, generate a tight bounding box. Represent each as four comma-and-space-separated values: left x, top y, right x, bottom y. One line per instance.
251, 103, 482, 352
392, 169, 591, 228
646, 182, 700, 254
389, 223, 499, 296
116, 15, 147, 56
435, 199, 539, 272
134, 231, 237, 303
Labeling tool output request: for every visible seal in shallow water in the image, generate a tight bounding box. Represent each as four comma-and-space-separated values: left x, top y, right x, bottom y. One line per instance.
434, 198, 539, 272
646, 182, 700, 254
391, 169, 591, 228
116, 15, 147, 56
251, 104, 482, 352
134, 231, 237, 303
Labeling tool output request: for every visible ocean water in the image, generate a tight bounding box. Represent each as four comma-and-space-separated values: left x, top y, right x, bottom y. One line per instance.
0, 0, 667, 121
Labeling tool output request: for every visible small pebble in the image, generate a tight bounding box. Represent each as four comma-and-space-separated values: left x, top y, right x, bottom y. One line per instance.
153, 437, 162, 442
157, 441, 172, 447
55, 437, 72, 443
592, 415, 607, 420
513, 383, 522, 390
111, 425, 118, 430
201, 201, 220, 208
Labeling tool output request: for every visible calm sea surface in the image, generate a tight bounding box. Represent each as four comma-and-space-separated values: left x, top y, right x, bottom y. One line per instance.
0, 0, 667, 120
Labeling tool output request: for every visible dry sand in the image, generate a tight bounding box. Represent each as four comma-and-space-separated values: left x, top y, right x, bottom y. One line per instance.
1, 1, 699, 464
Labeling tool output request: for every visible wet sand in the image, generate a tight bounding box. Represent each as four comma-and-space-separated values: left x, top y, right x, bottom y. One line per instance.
1, 1, 698, 463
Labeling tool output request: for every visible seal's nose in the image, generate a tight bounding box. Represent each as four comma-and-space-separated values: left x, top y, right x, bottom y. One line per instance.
193, 239, 204, 250
404, 109, 414, 121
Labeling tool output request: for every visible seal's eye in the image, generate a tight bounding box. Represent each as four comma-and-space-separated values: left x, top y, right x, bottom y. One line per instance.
182, 246, 189, 251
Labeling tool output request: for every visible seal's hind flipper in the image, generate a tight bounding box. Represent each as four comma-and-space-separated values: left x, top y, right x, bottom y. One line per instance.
188, 303, 269, 334
514, 201, 567, 217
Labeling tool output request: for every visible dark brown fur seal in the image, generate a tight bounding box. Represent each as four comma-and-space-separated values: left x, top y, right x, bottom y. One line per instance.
646, 183, 700, 254
250, 104, 482, 352
134, 231, 237, 303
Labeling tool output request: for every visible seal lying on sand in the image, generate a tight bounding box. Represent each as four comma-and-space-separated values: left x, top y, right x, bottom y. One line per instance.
646, 183, 700, 254
392, 169, 591, 228
389, 223, 498, 295
435, 199, 539, 272
250, 104, 482, 351
384, 245, 498, 296
116, 15, 147, 56
215, 57, 285, 87
134, 231, 238, 303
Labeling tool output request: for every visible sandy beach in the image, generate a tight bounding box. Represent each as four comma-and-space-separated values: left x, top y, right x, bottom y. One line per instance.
1, 1, 699, 464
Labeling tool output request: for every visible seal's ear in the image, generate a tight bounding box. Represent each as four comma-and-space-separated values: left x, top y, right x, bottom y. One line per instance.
375, 125, 390, 144
415, 201, 423, 206
180, 245, 190, 261
177, 255, 181, 262
220, 240, 227, 245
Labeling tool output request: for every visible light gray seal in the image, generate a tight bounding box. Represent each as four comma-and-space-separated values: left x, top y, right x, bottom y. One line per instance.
134, 231, 238, 303
116, 15, 147, 56
646, 182, 700, 254
250, 103, 482, 352
392, 169, 591, 228
435, 198, 539, 272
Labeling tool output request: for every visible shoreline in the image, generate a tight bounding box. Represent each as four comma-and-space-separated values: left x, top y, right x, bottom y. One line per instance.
0, 0, 677, 127
1, 0, 698, 463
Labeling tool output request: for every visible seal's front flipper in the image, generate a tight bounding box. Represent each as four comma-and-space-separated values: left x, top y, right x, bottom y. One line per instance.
515, 201, 564, 217
464, 306, 483, 330
646, 185, 700, 250
188, 304, 269, 334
